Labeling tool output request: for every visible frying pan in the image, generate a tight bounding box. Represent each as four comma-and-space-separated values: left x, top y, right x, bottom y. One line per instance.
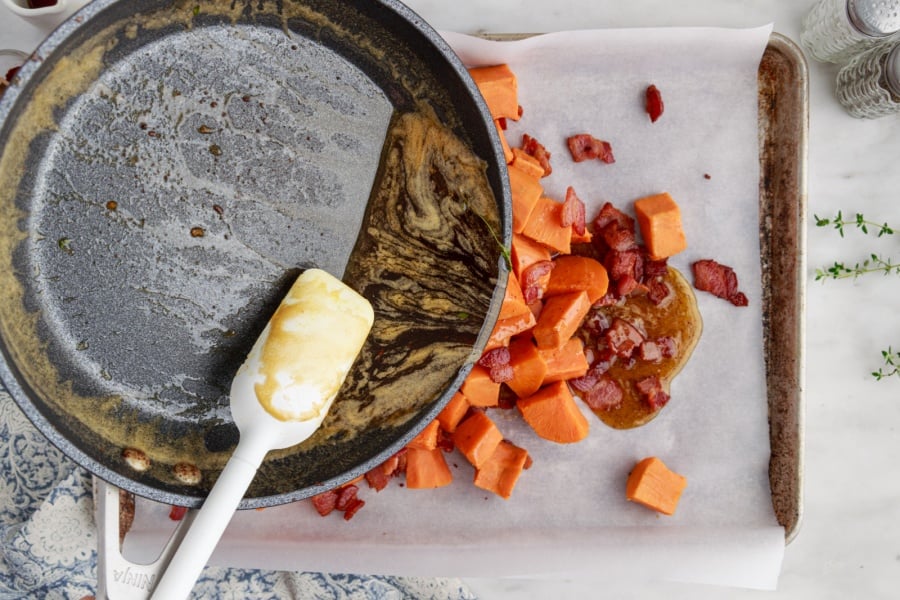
0, 0, 510, 509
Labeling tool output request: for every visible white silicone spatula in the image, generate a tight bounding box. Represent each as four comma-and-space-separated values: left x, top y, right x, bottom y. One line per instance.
149, 268, 374, 600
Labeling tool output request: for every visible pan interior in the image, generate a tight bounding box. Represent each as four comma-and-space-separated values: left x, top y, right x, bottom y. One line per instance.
30, 22, 392, 422
0, 0, 506, 508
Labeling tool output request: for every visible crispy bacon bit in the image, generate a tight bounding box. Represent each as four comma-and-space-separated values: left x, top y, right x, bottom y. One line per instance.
605, 318, 646, 359
566, 133, 615, 164
521, 133, 552, 176
365, 465, 392, 492
594, 202, 634, 232
342, 497, 365, 520
691, 259, 749, 307
605, 248, 643, 282
311, 490, 338, 516
561, 187, 587, 236
497, 117, 507, 130
645, 84, 664, 123
600, 221, 637, 252
436, 429, 455, 452
168, 505, 188, 521
477, 347, 510, 369
580, 375, 625, 411
489, 363, 514, 383
647, 278, 670, 305
521, 259, 555, 304
644, 258, 669, 279
656, 336, 678, 359
639, 341, 663, 363
635, 375, 670, 410
335, 484, 360, 511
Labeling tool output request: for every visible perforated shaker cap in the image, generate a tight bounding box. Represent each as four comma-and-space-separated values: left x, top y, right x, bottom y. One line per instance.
848, 0, 900, 37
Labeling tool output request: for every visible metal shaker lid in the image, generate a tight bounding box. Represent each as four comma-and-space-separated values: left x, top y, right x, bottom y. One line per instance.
849, 0, 900, 37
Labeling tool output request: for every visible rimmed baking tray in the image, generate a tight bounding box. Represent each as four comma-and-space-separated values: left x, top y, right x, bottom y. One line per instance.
756, 32, 807, 544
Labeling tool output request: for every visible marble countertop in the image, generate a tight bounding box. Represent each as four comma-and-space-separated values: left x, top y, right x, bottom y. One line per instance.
2, 1, 899, 598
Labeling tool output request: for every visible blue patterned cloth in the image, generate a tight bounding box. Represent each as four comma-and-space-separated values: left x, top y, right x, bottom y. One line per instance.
0, 391, 476, 600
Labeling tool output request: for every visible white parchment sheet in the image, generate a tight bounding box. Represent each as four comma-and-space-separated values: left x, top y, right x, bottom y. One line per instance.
125, 25, 786, 590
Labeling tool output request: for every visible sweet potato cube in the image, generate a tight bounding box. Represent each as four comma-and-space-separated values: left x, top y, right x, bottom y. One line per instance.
437, 391, 470, 434
474, 440, 530, 499
405, 447, 453, 489
625, 456, 687, 515
468, 64, 520, 121
510, 148, 545, 179
453, 411, 504, 469
495, 119, 514, 164
511, 233, 552, 283
532, 290, 591, 350
506, 337, 548, 398
517, 380, 589, 443
460, 364, 500, 407
545, 255, 610, 305
521, 196, 572, 255
539, 337, 589, 384
407, 419, 440, 450
509, 165, 543, 235
634, 192, 687, 260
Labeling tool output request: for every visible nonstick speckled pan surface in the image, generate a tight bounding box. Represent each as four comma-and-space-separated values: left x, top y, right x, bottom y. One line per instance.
0, 0, 510, 509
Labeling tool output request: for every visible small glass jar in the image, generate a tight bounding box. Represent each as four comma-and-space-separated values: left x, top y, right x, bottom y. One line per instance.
801, 0, 900, 63
835, 41, 900, 118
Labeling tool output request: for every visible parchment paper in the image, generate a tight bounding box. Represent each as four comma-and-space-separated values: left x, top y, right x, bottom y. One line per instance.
124, 25, 786, 590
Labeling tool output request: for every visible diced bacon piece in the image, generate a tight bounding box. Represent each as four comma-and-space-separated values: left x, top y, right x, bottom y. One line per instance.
521, 133, 552, 176
365, 466, 392, 492
601, 221, 637, 252
168, 505, 188, 521
580, 375, 624, 411
647, 278, 671, 305
635, 375, 670, 410
335, 485, 360, 511
645, 84, 664, 122
311, 490, 338, 517
691, 259, 749, 307
639, 341, 663, 363
594, 201, 635, 232
656, 336, 678, 359
477, 347, 510, 369
567, 133, 615, 164
605, 318, 645, 358
489, 363, 514, 383
561, 187, 587, 236
616, 274, 640, 297
521, 259, 555, 304
342, 497, 366, 520
569, 351, 617, 394
643, 257, 669, 279
581, 311, 611, 337
605, 248, 644, 282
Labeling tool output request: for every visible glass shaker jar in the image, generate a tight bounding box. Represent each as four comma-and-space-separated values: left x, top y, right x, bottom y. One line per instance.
801, 0, 900, 63
835, 41, 900, 117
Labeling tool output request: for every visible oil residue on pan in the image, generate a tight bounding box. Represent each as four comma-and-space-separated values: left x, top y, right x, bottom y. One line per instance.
33, 23, 392, 420
0, 0, 509, 507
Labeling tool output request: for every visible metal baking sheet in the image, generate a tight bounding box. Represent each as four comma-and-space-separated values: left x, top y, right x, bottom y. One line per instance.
757, 32, 807, 544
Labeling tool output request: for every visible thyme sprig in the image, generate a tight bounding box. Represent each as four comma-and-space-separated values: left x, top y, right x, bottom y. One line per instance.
873, 347, 900, 381
814, 210, 895, 238
814, 211, 899, 380
814, 254, 900, 281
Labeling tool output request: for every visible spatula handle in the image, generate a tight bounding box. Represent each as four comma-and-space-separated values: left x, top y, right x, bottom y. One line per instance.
149, 431, 270, 600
